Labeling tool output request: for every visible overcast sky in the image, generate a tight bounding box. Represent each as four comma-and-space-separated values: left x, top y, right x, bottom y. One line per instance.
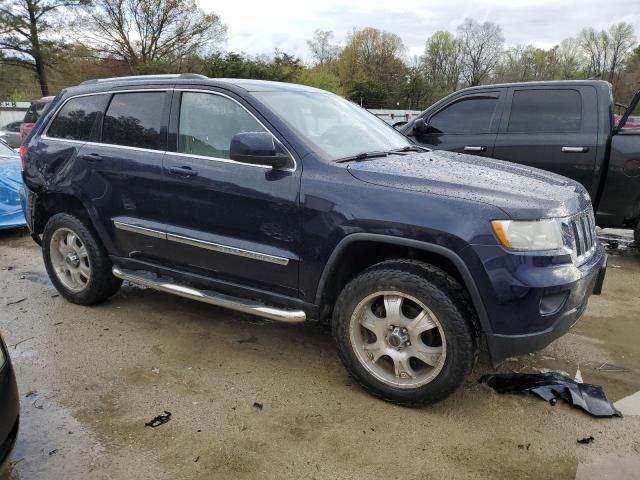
199, 0, 639, 60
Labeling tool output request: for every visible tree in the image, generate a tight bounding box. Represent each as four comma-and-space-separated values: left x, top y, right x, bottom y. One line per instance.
85, 0, 227, 70
0, 0, 85, 96
606, 22, 636, 82
456, 18, 504, 86
307, 29, 340, 68
421, 31, 461, 102
337, 27, 407, 107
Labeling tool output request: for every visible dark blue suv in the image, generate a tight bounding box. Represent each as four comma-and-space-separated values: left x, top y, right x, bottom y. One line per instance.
21, 74, 607, 405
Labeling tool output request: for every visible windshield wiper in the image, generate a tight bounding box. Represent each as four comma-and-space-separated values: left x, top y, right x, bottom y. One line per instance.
335, 151, 389, 163
387, 145, 430, 154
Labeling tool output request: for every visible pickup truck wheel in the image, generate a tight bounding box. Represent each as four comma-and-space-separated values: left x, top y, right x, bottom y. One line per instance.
332, 260, 476, 406
42, 213, 122, 305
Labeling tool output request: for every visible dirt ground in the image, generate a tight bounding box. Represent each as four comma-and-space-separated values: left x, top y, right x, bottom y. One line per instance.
1, 229, 639, 480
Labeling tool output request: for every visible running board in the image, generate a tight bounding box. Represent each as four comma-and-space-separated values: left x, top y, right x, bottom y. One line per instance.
112, 267, 306, 323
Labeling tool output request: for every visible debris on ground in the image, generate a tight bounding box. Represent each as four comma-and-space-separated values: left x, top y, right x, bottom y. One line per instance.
574, 367, 583, 384
6, 297, 26, 306
11, 336, 35, 349
253, 402, 263, 411
237, 335, 259, 344
145, 411, 172, 428
151, 367, 160, 374
481, 372, 622, 418
577, 436, 595, 444
49, 449, 59, 456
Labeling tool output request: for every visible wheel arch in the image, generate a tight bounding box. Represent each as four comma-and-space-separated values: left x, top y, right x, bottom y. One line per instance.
314, 233, 492, 335
33, 191, 116, 253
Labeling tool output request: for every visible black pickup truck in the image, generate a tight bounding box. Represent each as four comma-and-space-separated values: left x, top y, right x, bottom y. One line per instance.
401, 81, 640, 245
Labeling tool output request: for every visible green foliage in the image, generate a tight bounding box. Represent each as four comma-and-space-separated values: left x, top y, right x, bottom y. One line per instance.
295, 69, 343, 94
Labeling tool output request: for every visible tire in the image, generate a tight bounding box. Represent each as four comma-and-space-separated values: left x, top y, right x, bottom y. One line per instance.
332, 259, 477, 406
42, 213, 122, 305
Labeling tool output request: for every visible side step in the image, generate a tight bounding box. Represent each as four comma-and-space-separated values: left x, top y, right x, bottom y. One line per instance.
112, 267, 306, 323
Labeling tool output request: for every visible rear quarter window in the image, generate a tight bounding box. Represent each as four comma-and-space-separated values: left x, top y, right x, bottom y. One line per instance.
47, 95, 108, 141
508, 89, 582, 133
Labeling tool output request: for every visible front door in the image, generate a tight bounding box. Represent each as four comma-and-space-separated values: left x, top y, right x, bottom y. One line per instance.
412, 91, 505, 157
162, 89, 300, 297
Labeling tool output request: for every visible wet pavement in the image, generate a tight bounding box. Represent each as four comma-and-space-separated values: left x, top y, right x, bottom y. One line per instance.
1, 228, 639, 479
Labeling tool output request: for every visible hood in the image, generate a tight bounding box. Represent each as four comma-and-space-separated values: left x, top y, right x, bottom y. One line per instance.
347, 150, 591, 219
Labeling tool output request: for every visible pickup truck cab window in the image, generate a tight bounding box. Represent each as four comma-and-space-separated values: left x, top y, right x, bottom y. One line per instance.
102, 92, 167, 150
178, 92, 267, 159
429, 94, 500, 134
508, 89, 582, 133
47, 94, 108, 141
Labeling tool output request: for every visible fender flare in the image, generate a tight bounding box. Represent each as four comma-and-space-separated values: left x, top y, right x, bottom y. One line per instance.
314, 233, 492, 334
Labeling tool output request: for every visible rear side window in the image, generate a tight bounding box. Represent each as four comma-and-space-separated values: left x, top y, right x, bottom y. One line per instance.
428, 95, 500, 134
24, 102, 48, 123
102, 92, 166, 150
47, 95, 108, 141
178, 92, 266, 159
508, 89, 582, 133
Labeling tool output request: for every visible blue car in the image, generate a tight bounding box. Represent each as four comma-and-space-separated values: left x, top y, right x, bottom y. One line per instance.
0, 138, 25, 230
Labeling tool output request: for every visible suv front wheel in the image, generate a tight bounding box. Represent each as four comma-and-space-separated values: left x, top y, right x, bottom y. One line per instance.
42, 213, 122, 305
332, 260, 477, 406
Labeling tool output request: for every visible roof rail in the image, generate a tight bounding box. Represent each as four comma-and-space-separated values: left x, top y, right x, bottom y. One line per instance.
80, 73, 207, 85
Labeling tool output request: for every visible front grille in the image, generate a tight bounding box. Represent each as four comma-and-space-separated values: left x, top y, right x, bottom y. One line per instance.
568, 209, 596, 262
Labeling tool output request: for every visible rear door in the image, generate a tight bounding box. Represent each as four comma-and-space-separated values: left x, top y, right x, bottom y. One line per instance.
412, 90, 505, 157
492, 86, 599, 196
77, 89, 172, 262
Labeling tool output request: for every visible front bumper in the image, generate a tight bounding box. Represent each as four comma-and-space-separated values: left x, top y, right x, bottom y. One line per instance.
463, 242, 607, 363
0, 345, 19, 473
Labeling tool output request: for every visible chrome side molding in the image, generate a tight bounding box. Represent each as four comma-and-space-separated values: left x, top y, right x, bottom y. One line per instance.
112, 267, 306, 323
113, 221, 289, 266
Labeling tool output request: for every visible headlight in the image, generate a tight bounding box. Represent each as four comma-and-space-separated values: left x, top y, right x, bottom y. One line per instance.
491, 219, 564, 251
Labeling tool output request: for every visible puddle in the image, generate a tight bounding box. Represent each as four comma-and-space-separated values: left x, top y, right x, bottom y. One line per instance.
2, 391, 105, 479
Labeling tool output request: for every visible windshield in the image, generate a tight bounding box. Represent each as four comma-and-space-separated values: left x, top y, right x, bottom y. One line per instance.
253, 91, 412, 161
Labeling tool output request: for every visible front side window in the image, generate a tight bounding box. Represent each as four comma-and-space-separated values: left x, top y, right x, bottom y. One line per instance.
47, 95, 108, 141
178, 92, 266, 159
102, 92, 166, 150
428, 95, 500, 134
508, 89, 582, 133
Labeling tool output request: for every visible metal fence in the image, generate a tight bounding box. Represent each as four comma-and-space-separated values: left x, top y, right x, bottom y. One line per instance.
0, 101, 30, 126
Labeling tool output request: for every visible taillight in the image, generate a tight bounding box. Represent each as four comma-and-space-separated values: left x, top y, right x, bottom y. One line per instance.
19, 144, 28, 171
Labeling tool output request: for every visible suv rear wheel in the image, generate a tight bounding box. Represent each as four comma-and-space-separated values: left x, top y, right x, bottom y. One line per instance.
42, 213, 122, 305
332, 260, 477, 406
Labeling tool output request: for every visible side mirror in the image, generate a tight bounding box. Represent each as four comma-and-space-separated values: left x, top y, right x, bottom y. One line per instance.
230, 132, 293, 169
413, 118, 426, 134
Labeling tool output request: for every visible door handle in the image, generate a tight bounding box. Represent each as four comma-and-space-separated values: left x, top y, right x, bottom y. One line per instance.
78, 153, 103, 162
169, 166, 198, 177
463, 146, 487, 152
562, 146, 589, 153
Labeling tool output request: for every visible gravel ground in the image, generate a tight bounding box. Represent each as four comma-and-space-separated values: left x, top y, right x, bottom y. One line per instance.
1, 228, 639, 480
